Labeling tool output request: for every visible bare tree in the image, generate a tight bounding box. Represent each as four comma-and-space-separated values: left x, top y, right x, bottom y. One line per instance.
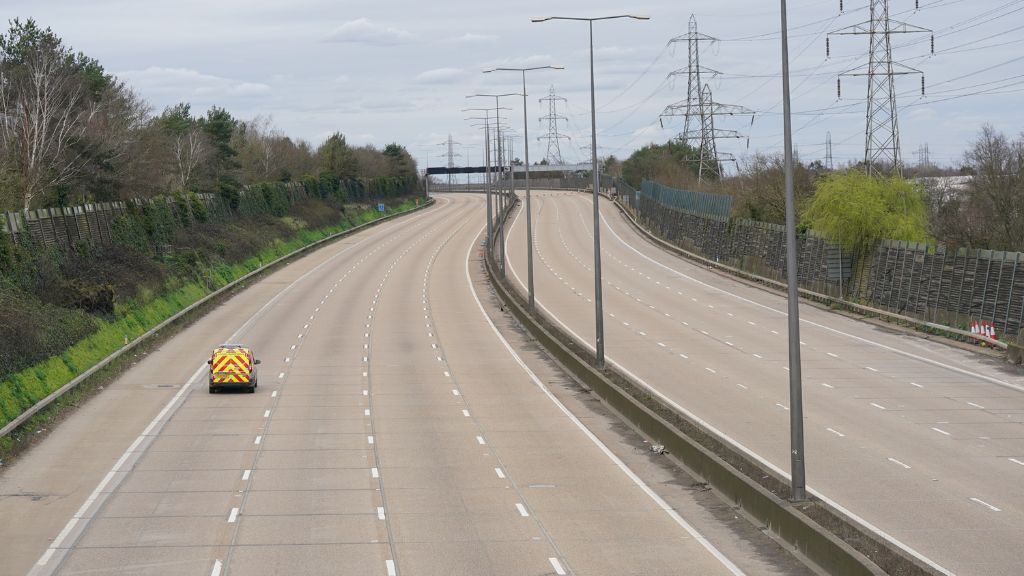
158, 103, 208, 191
961, 125, 1024, 250
0, 19, 103, 209
237, 115, 284, 182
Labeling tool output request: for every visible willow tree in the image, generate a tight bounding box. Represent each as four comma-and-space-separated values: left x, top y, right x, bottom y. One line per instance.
803, 170, 931, 252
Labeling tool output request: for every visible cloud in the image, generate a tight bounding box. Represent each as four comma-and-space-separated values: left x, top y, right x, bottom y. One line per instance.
117, 67, 271, 99
360, 98, 419, 112
483, 54, 557, 69
415, 67, 466, 84
630, 124, 665, 138
325, 18, 415, 46
576, 46, 637, 59
446, 33, 497, 44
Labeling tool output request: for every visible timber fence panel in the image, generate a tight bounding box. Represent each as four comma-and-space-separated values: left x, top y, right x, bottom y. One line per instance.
1006, 254, 1021, 338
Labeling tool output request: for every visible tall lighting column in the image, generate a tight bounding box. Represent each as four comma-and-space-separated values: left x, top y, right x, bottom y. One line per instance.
464, 109, 494, 250
483, 65, 564, 311
532, 14, 648, 368
780, 0, 806, 502
468, 94, 519, 254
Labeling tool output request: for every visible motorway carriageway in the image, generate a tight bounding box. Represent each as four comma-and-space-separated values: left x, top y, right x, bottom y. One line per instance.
0, 194, 815, 576
504, 190, 1024, 576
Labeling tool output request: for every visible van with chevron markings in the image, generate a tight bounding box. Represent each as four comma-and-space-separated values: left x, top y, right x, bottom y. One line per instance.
207, 345, 261, 393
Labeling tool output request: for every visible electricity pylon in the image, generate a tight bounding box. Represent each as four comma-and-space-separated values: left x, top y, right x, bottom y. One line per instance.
436, 134, 461, 192
828, 0, 933, 176
537, 86, 570, 165
662, 15, 718, 148
660, 15, 751, 182
826, 131, 834, 170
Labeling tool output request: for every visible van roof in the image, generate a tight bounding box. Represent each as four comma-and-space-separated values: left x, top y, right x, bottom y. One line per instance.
214, 345, 251, 353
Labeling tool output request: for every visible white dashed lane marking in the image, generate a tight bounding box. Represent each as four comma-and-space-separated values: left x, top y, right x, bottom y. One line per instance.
969, 497, 1002, 512
888, 457, 911, 469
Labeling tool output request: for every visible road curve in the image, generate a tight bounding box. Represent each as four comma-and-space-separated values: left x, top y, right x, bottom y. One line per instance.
504, 190, 1024, 576
1, 194, 790, 576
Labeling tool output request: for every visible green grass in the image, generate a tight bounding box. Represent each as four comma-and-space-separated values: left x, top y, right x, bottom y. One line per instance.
0, 199, 421, 432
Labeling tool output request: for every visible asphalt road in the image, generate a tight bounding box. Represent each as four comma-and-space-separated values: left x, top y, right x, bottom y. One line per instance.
0, 194, 808, 575
503, 190, 1024, 576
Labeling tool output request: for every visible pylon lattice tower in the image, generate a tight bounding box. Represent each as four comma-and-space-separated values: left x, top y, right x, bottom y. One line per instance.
917, 143, 930, 168
697, 85, 720, 180
661, 15, 718, 148
828, 0, 932, 177
826, 131, 834, 170
661, 15, 752, 182
537, 86, 570, 165
436, 134, 461, 192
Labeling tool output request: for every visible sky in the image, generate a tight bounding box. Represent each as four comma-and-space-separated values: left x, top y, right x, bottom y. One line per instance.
7, 0, 1024, 173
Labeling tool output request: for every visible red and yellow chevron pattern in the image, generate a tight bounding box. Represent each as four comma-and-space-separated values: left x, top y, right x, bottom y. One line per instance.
210, 348, 253, 384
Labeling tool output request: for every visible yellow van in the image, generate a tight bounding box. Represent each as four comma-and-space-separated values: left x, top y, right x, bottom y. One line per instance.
207, 345, 260, 393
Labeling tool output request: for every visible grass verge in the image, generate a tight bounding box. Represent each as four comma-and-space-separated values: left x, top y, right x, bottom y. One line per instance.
0, 198, 420, 459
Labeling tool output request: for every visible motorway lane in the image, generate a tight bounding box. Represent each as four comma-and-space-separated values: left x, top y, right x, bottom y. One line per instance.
505, 190, 1024, 576
34, 199, 465, 575
6, 193, 767, 575
1, 201, 446, 576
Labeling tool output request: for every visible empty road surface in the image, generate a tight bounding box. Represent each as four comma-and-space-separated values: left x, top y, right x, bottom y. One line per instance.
0, 194, 809, 575
504, 189, 1024, 576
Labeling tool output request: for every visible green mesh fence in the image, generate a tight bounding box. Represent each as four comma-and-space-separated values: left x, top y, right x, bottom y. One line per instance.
638, 180, 732, 219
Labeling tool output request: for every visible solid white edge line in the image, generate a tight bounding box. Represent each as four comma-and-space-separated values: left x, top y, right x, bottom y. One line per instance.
33, 360, 204, 567
506, 193, 955, 576
474, 219, 745, 576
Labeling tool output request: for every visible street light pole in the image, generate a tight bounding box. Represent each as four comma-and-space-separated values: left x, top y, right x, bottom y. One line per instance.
485, 117, 493, 253
471, 92, 520, 276
588, 19, 605, 367
483, 65, 562, 311
465, 107, 511, 254
781, 0, 807, 502
532, 15, 647, 368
